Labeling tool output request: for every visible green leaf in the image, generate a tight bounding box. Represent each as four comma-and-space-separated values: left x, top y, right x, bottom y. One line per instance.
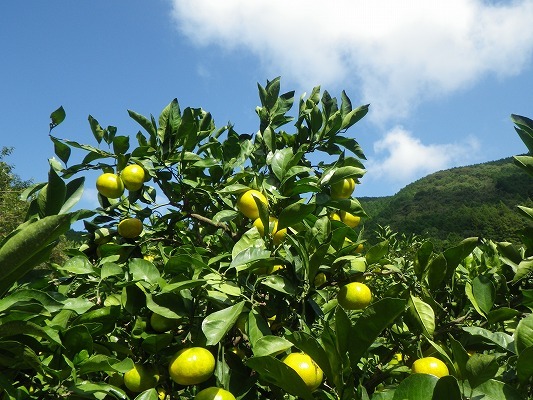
230, 247, 271, 271
0, 320, 62, 346
462, 327, 515, 353
465, 281, 486, 317
512, 113, 533, 152
88, 115, 104, 144
277, 200, 316, 231
487, 307, 521, 325
517, 345, 533, 383
465, 353, 498, 389
202, 301, 246, 346
49, 105, 66, 131
145, 292, 187, 319
0, 340, 42, 372
341, 104, 369, 130
515, 313, 533, 355
43, 166, 67, 216
392, 373, 438, 400
142, 333, 174, 354
50, 136, 71, 164
113, 135, 130, 155
448, 337, 469, 380
431, 375, 462, 400
472, 275, 495, 315
467, 378, 525, 400
158, 98, 181, 144
71, 382, 129, 399
245, 356, 314, 400
443, 237, 478, 280
348, 298, 407, 367
129, 258, 160, 284
0, 213, 74, 295
407, 294, 435, 337
426, 254, 447, 290
0, 289, 63, 313
271, 147, 294, 181
128, 109, 157, 138
57, 255, 94, 274
253, 335, 293, 357
414, 241, 434, 278
60, 177, 85, 214
322, 166, 366, 186
365, 240, 389, 265
513, 258, 533, 283
260, 275, 296, 295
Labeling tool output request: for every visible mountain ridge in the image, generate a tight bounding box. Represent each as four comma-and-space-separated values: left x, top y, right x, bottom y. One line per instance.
359, 156, 533, 248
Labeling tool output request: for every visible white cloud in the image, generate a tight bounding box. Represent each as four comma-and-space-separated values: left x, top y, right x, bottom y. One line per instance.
365, 126, 480, 186
170, 0, 533, 122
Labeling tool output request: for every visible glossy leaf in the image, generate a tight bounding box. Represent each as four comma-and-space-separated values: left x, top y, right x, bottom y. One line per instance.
129, 258, 160, 284
514, 313, 533, 355
392, 374, 437, 400
465, 353, 498, 389
462, 327, 515, 353
348, 298, 407, 367
202, 301, 246, 346
472, 275, 495, 315
407, 294, 435, 337
432, 376, 462, 400
516, 346, 533, 383
245, 356, 314, 400
253, 335, 293, 357
277, 200, 316, 231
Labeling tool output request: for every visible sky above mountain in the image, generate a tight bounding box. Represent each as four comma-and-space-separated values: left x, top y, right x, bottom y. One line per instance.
2, 0, 533, 208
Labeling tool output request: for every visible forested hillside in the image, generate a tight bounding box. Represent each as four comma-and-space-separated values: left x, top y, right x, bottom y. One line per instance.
360, 157, 533, 248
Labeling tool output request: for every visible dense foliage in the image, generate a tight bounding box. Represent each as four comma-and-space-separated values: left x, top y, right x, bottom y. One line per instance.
361, 158, 533, 249
0, 147, 31, 240
0, 79, 531, 400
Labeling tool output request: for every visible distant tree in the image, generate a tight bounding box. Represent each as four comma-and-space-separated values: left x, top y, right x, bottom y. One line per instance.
0, 147, 31, 239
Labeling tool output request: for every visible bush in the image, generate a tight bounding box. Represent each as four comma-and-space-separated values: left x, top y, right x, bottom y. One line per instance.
0, 79, 531, 399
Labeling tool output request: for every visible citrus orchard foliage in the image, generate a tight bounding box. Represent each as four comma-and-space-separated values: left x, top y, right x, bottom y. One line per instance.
0, 79, 532, 399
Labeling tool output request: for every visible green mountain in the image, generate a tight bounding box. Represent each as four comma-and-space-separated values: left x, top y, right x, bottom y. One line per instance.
359, 157, 533, 249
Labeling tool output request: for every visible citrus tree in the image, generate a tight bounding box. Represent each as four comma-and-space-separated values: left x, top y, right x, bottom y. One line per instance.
0, 78, 531, 400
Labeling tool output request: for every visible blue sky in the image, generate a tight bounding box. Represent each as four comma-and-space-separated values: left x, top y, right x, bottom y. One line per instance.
2, 0, 533, 209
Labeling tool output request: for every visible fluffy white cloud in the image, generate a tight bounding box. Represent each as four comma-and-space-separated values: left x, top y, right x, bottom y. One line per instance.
365, 126, 481, 187
170, 0, 533, 122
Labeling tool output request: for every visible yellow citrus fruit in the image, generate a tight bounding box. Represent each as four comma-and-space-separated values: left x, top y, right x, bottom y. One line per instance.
340, 211, 361, 228
123, 363, 159, 393
150, 312, 180, 333
329, 212, 341, 221
388, 353, 403, 366
237, 189, 268, 220
96, 173, 124, 199
337, 282, 372, 310
255, 264, 284, 275
314, 272, 327, 287
121, 164, 145, 191
195, 387, 236, 400
282, 352, 323, 391
168, 347, 215, 385
411, 357, 449, 378
330, 178, 356, 199
118, 218, 143, 239
253, 216, 286, 245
